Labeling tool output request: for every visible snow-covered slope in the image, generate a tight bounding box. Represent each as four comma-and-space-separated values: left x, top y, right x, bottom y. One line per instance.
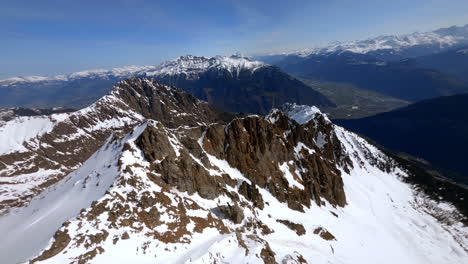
0, 92, 466, 263
0, 114, 65, 155
274, 24, 468, 58
0, 123, 149, 264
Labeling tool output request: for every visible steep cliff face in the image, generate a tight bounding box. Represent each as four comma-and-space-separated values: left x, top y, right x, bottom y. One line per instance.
0, 79, 466, 264
201, 110, 349, 210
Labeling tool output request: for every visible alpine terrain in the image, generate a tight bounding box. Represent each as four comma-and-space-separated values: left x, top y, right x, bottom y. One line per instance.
0, 55, 333, 114
0, 78, 466, 264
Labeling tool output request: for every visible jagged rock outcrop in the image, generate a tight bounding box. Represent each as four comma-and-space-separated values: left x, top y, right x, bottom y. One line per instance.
131, 109, 349, 213
115, 78, 221, 128
219, 202, 245, 224
202, 110, 348, 210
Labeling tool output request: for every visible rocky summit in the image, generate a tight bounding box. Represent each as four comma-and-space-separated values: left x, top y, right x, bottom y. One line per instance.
0, 78, 466, 264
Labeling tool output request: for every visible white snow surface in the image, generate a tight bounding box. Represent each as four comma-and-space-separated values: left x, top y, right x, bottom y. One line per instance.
0, 114, 66, 155
0, 106, 466, 263
281, 102, 328, 124
0, 123, 149, 264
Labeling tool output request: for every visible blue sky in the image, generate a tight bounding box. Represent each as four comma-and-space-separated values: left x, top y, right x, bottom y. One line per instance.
1, 0, 467, 78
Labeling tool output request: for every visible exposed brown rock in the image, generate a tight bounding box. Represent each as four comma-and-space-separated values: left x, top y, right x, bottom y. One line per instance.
133, 109, 348, 217
75, 246, 105, 264
282, 252, 308, 264
135, 123, 177, 162
115, 77, 221, 128
239, 181, 265, 209
31, 229, 71, 263
202, 112, 347, 211
245, 218, 274, 235
219, 202, 245, 224
313, 227, 336, 241
276, 219, 306, 236
260, 244, 277, 264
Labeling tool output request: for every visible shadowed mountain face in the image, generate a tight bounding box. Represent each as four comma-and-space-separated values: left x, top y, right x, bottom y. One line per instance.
273, 52, 468, 102
336, 94, 468, 184
154, 65, 334, 114
409, 46, 468, 82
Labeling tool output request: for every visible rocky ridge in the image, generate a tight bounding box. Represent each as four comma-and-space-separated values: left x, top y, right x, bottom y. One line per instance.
0, 78, 221, 214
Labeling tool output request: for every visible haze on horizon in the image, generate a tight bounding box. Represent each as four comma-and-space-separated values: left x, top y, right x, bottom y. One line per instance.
1, 0, 468, 79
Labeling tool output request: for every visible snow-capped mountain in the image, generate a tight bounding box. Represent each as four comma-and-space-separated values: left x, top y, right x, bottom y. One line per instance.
0, 55, 333, 114
0, 78, 466, 263
264, 24, 468, 60
147, 55, 265, 79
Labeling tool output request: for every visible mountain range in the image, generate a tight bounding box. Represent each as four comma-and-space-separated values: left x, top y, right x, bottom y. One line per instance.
0, 55, 333, 114
3, 24, 468, 118
0, 78, 466, 263
259, 24, 468, 62
255, 24, 468, 103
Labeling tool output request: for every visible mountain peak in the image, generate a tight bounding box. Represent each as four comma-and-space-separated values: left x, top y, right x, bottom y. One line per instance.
108, 78, 221, 128
280, 103, 329, 125
147, 55, 265, 78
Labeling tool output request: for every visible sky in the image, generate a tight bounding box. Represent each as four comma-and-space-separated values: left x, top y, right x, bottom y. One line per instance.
1, 0, 467, 78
